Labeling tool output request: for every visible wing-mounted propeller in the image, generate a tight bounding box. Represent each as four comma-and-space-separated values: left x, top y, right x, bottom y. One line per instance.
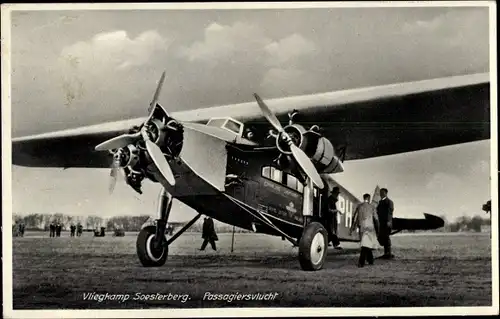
108, 149, 123, 194
253, 93, 324, 189
95, 71, 184, 193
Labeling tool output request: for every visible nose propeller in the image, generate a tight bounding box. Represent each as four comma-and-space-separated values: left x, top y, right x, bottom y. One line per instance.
253, 93, 324, 189
95, 71, 176, 189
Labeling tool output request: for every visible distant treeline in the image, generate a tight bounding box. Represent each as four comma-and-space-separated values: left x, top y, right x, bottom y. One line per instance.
405, 214, 491, 233
12, 213, 250, 233
12, 213, 151, 231
13, 213, 491, 234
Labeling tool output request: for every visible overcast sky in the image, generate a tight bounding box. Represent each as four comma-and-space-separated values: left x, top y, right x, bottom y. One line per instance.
9, 5, 492, 222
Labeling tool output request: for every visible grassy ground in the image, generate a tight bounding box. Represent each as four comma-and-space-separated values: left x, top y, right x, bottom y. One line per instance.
12, 231, 492, 309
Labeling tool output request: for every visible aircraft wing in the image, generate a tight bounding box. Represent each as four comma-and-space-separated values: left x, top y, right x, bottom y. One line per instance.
12, 119, 146, 168
179, 72, 489, 160
12, 73, 490, 168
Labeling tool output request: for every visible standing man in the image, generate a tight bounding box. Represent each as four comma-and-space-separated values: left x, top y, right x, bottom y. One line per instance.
18, 222, 25, 237
49, 222, 55, 238
199, 217, 218, 251
70, 224, 76, 237
376, 188, 394, 259
350, 194, 379, 267
55, 222, 62, 237
325, 187, 343, 249
77, 223, 83, 237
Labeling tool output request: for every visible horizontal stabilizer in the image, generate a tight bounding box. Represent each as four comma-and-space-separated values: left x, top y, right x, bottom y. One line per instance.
392, 213, 445, 232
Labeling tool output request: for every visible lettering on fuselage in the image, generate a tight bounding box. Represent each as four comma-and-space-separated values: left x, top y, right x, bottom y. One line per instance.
259, 203, 303, 224
336, 195, 354, 228
263, 180, 300, 199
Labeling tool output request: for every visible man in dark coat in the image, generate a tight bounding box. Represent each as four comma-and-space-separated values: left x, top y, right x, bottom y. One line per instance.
55, 222, 62, 237
18, 223, 25, 237
49, 222, 55, 237
376, 188, 394, 259
77, 223, 83, 237
324, 187, 342, 249
70, 224, 76, 237
200, 217, 218, 251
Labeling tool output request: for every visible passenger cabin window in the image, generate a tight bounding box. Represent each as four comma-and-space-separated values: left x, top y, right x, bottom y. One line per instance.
270, 167, 282, 183
286, 174, 298, 189
261, 166, 271, 179
261, 165, 304, 194
297, 182, 304, 193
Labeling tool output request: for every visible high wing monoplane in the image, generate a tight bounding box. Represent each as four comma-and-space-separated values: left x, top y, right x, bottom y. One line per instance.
12, 71, 490, 270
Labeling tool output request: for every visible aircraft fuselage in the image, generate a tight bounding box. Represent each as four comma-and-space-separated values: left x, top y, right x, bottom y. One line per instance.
147, 124, 360, 242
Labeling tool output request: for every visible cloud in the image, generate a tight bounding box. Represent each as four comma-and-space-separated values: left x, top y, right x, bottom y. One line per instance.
56, 30, 172, 109
400, 9, 488, 47
265, 33, 317, 66
174, 21, 321, 101
60, 30, 171, 73
178, 22, 271, 64
179, 22, 317, 69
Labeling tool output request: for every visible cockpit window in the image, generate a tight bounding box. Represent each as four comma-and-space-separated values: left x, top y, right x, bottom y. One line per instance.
224, 119, 242, 134
207, 117, 243, 136
207, 118, 226, 128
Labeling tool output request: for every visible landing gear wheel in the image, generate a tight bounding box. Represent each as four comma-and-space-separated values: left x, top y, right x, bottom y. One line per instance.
298, 222, 328, 271
136, 226, 168, 267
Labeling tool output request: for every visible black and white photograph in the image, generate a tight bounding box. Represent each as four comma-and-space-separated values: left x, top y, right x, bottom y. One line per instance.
2, 2, 498, 318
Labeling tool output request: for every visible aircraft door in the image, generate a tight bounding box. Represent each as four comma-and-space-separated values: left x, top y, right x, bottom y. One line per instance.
226, 179, 258, 204
245, 180, 258, 204
229, 183, 245, 201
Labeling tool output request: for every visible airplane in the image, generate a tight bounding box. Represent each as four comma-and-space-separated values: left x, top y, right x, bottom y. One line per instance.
11, 71, 490, 271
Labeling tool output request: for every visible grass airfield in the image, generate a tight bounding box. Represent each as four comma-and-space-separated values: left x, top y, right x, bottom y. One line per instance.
12, 231, 492, 309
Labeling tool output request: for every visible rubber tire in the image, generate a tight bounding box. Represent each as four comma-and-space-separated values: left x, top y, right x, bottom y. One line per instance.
136, 226, 168, 267
298, 222, 328, 271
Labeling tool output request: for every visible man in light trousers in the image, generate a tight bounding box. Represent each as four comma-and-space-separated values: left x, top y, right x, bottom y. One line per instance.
350, 193, 380, 267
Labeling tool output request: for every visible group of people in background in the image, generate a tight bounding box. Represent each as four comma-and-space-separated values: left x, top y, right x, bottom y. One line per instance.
13, 222, 25, 237
69, 224, 84, 237
49, 222, 62, 237
49, 222, 83, 237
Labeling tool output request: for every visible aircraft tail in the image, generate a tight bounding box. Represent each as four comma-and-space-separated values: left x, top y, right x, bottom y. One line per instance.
371, 185, 381, 206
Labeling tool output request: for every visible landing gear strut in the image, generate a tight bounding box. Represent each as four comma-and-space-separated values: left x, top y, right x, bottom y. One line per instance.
136, 188, 201, 267
297, 178, 328, 271
136, 188, 171, 267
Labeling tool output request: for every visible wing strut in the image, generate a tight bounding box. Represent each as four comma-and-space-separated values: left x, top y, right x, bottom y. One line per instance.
224, 194, 299, 246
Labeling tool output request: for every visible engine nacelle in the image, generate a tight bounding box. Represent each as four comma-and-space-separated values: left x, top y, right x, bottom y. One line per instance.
306, 135, 344, 174
275, 124, 344, 174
